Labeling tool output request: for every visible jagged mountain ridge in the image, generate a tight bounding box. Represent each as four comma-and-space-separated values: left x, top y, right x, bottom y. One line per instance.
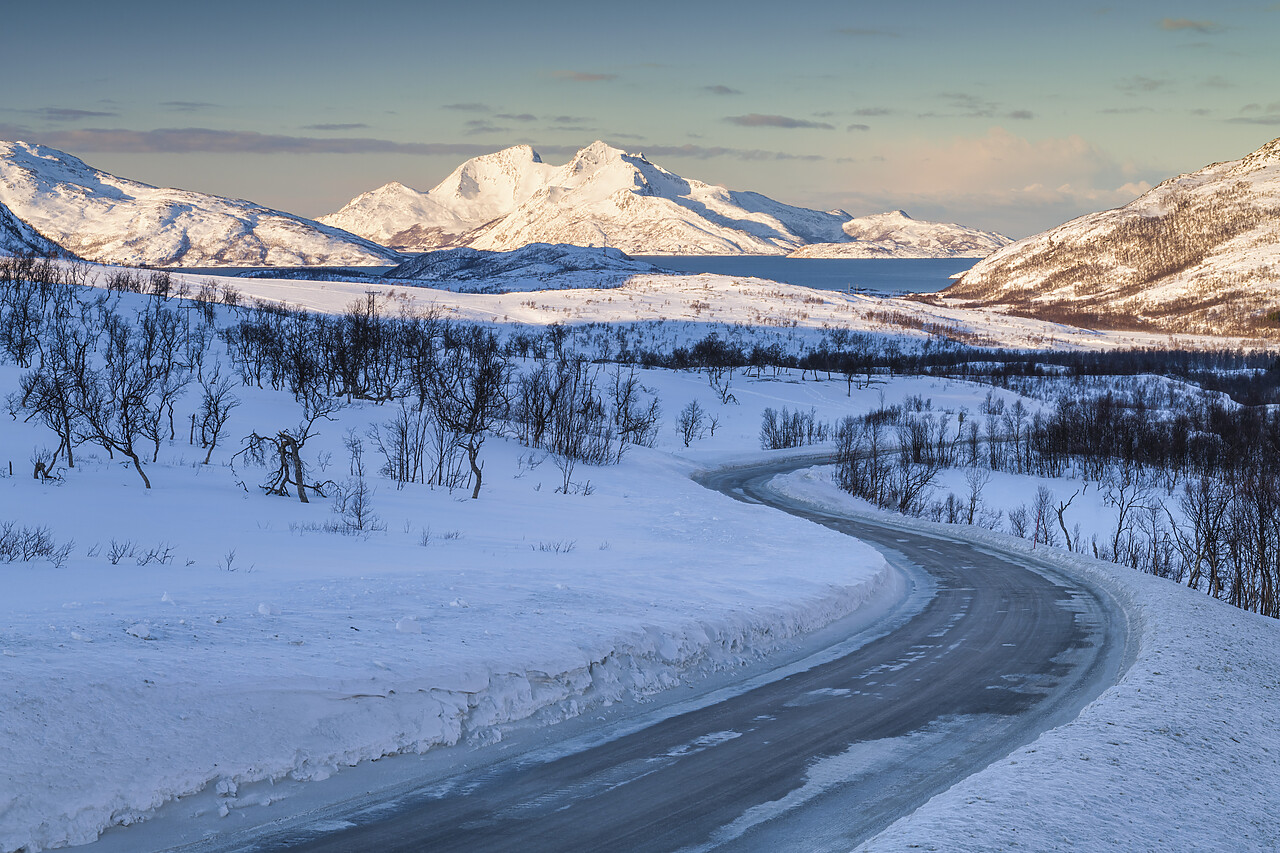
787, 210, 1012, 258
0, 199, 65, 257
0, 141, 403, 268
323, 141, 860, 255
941, 137, 1280, 336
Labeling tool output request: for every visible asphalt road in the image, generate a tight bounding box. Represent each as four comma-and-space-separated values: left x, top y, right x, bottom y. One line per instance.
200, 456, 1128, 853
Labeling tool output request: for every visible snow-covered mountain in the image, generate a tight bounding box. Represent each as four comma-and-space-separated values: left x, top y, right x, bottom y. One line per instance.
788, 210, 1011, 259
0, 141, 403, 268
943, 138, 1280, 335
384, 242, 663, 283
322, 141, 855, 255
319, 145, 556, 250
0, 199, 65, 257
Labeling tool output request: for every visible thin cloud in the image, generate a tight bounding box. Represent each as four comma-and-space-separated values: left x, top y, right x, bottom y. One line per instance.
1006, 109, 1035, 120
552, 70, 618, 82
1099, 106, 1155, 114
495, 113, 537, 122
1160, 18, 1220, 33
442, 102, 491, 112
161, 101, 218, 112
0, 126, 500, 156
1228, 115, 1280, 125
26, 108, 117, 121
1203, 75, 1234, 89
464, 120, 510, 136
704, 85, 742, 96
846, 123, 871, 132
303, 123, 369, 131
854, 107, 893, 116
725, 114, 835, 130
1117, 75, 1171, 94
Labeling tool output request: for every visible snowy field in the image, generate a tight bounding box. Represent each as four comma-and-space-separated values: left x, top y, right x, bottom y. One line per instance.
1, 263, 1278, 851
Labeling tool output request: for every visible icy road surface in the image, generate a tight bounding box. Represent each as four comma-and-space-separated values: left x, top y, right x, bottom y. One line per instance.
180, 455, 1127, 852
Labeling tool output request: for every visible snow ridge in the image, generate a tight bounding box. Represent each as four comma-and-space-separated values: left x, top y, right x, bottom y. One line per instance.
788, 210, 1012, 259
0, 199, 64, 257
0, 141, 403, 268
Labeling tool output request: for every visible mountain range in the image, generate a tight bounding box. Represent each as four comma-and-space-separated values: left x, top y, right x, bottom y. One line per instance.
321, 141, 1010, 258
0, 141, 402, 267
942, 136, 1280, 336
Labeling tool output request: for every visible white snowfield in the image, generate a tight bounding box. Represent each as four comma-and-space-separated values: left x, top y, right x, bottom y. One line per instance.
774, 470, 1280, 853
787, 210, 1012, 259
0, 141, 403, 268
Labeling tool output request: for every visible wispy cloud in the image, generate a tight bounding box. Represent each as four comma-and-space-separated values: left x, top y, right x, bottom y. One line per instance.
1099, 106, 1155, 114
442, 102, 491, 112
1006, 109, 1035, 120
25, 107, 117, 122
551, 70, 618, 82
1160, 17, 1220, 33
161, 101, 218, 112
854, 107, 893, 117
725, 114, 835, 130
1117, 75, 1171, 94
303, 123, 369, 131
1228, 114, 1280, 125
0, 126, 499, 156
704, 85, 742, 96
495, 113, 537, 122
464, 120, 510, 136
846, 123, 871, 132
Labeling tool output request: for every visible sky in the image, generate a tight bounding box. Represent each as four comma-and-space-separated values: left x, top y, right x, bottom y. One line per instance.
3, 0, 1279, 237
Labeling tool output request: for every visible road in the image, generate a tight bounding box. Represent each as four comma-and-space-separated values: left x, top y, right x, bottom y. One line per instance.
187, 455, 1128, 853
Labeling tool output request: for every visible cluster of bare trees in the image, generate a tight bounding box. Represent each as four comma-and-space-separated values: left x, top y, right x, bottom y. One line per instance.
837, 382, 1280, 619
3, 260, 216, 489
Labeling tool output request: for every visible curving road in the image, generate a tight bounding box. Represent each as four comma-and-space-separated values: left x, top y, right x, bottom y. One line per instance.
189, 455, 1128, 853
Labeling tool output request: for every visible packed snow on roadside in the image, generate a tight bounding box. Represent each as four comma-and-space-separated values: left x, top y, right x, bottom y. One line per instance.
0, 354, 904, 853
772, 467, 1280, 852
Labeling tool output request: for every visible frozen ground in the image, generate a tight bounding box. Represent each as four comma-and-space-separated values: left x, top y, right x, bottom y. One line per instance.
774, 469, 1280, 852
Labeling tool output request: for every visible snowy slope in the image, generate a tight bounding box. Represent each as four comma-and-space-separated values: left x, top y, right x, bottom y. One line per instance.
943, 137, 1280, 335
322, 141, 853, 255
0, 199, 64, 257
788, 210, 1011, 259
380, 242, 668, 293
0, 141, 403, 267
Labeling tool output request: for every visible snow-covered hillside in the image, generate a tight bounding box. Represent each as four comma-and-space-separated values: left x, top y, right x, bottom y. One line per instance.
943, 136, 1280, 336
322, 141, 854, 255
0, 141, 403, 268
0, 199, 64, 257
788, 210, 1011, 259
382, 242, 668, 293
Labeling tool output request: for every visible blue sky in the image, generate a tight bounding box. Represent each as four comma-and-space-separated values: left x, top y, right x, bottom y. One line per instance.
3, 0, 1278, 236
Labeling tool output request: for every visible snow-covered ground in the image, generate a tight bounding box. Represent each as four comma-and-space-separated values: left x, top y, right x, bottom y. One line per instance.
773, 470, 1280, 852
2, 261, 1277, 851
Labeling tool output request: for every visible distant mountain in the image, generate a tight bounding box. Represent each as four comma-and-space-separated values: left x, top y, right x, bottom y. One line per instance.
0, 199, 64, 257
787, 210, 1011, 259
0, 141, 403, 268
386, 243, 667, 293
322, 141, 855, 255
942, 138, 1280, 336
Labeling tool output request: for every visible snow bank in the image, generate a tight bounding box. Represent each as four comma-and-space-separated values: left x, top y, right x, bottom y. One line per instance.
772, 467, 1280, 852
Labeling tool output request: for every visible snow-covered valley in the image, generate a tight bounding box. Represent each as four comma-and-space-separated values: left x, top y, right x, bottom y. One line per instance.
0, 257, 1276, 852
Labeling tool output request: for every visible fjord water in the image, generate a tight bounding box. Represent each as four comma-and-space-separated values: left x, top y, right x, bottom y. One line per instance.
636, 256, 978, 294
